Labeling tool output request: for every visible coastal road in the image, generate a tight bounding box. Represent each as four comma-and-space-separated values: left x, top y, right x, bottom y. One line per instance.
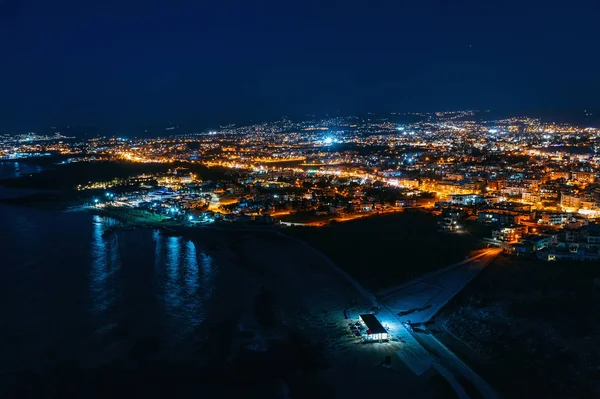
378, 248, 501, 324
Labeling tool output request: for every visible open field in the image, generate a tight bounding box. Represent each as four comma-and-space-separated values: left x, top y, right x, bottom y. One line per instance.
285, 212, 485, 291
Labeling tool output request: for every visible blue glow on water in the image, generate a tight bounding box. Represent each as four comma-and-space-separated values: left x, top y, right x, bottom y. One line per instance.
200, 251, 214, 298
184, 240, 199, 296
0, 161, 45, 179
90, 215, 120, 314
153, 233, 210, 342
165, 236, 183, 321
0, 205, 237, 394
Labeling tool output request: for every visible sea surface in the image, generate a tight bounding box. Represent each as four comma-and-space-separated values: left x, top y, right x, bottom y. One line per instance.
0, 164, 329, 397
0, 161, 53, 199
0, 161, 45, 179
0, 203, 288, 397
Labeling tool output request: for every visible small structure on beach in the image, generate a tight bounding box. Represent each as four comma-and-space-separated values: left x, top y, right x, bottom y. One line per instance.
359, 314, 388, 341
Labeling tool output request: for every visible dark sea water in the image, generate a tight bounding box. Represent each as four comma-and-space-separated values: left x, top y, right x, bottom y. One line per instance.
0, 163, 324, 398
0, 207, 209, 393
0, 204, 296, 398
0, 161, 44, 179
0, 161, 53, 199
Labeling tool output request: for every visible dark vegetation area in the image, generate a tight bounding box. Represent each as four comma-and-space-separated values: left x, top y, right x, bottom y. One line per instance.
438, 255, 600, 398
287, 211, 482, 290
0, 159, 232, 191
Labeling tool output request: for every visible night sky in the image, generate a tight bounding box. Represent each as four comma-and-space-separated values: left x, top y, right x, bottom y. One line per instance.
1, 0, 599, 133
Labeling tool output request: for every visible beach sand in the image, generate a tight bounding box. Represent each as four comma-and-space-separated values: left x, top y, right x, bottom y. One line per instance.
38, 207, 453, 397
188, 229, 452, 398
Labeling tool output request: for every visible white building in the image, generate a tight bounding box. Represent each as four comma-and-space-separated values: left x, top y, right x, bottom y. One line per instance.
449, 194, 485, 206
359, 314, 388, 341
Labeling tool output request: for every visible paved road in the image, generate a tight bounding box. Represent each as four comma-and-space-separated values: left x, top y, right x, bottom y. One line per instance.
379, 248, 501, 324
283, 230, 500, 398
375, 298, 499, 399
414, 329, 499, 399
376, 248, 501, 399
377, 249, 496, 297
280, 231, 436, 376
368, 306, 435, 376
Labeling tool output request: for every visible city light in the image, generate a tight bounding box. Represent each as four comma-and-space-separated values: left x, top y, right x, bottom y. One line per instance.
5, 111, 599, 260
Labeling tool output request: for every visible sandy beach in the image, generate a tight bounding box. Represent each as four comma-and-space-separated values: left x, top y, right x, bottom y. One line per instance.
26, 206, 459, 397
185, 228, 456, 398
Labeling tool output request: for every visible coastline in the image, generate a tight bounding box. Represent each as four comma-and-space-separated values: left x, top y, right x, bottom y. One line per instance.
1, 200, 474, 396
195, 225, 435, 397
82, 206, 443, 396
83, 205, 282, 245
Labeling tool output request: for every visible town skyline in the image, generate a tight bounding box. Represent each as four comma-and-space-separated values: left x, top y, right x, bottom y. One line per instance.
2, 108, 600, 137
3, 1, 600, 396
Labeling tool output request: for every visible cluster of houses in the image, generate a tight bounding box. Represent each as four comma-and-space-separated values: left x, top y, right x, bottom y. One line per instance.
438, 194, 600, 261
222, 190, 386, 218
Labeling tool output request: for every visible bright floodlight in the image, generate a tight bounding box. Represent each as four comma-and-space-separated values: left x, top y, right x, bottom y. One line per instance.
324, 137, 333, 145
94, 198, 99, 203
188, 215, 193, 221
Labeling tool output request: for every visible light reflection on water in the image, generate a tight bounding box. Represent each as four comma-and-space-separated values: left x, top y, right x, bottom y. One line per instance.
86, 218, 217, 348
0, 161, 45, 179
0, 205, 229, 394
165, 236, 183, 321
90, 215, 120, 315
153, 232, 213, 341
